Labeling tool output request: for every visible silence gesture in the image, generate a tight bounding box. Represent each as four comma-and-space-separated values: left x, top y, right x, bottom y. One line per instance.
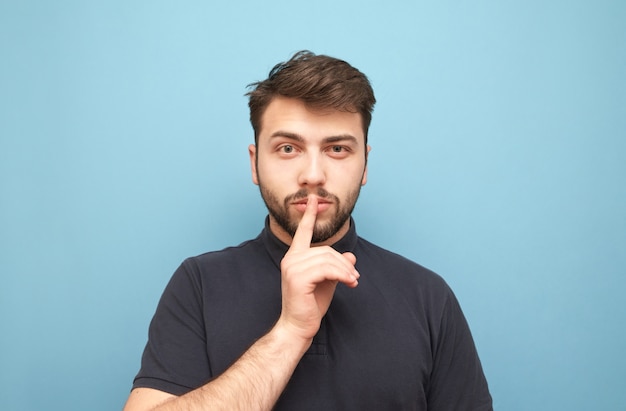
277, 194, 360, 341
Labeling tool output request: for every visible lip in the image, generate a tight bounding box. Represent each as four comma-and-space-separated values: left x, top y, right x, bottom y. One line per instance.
292, 197, 332, 213
292, 197, 331, 205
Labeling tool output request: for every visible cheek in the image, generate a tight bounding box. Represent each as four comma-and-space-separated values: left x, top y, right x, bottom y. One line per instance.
336, 161, 367, 185
257, 160, 292, 188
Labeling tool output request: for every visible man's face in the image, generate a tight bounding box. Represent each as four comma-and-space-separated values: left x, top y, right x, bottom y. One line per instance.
249, 96, 370, 246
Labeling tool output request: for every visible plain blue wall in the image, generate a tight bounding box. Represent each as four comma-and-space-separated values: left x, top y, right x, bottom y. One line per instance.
1, 1, 625, 410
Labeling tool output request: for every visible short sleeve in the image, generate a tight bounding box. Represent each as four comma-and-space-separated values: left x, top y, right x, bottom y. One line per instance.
132, 259, 211, 395
426, 290, 493, 410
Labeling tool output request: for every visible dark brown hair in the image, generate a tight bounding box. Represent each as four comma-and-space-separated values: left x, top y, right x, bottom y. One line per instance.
246, 51, 376, 144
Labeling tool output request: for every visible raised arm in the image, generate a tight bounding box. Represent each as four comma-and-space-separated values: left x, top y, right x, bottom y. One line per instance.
123, 195, 360, 411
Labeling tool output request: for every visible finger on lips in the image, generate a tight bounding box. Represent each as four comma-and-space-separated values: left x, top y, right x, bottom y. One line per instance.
290, 194, 318, 252
287, 194, 359, 285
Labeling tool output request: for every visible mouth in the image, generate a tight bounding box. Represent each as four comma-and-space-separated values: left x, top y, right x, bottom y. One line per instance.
291, 196, 333, 213
292, 197, 331, 205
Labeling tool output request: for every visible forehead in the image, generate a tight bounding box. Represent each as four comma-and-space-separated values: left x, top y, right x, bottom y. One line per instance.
258, 97, 365, 144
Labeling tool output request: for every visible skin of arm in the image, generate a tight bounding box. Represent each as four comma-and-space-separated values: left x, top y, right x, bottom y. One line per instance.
123, 196, 360, 411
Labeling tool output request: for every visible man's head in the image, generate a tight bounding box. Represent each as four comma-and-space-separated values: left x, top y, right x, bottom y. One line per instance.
247, 50, 376, 145
247, 52, 376, 246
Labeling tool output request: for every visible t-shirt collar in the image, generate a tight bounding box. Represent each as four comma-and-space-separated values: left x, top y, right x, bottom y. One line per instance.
260, 216, 358, 269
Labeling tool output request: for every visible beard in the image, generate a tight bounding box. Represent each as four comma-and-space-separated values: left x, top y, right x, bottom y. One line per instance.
259, 184, 361, 244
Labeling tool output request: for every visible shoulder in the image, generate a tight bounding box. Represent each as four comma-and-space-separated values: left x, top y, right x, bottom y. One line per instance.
356, 237, 446, 281
164, 235, 271, 293
184, 236, 266, 270
355, 236, 453, 299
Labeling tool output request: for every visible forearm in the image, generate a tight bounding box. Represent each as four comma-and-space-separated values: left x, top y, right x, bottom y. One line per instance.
151, 322, 311, 411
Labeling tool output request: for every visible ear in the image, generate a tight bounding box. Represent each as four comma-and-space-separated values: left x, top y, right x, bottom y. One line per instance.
361, 144, 371, 186
249, 144, 259, 185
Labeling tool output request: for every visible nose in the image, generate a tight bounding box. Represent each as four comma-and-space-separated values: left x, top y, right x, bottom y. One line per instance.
297, 153, 326, 187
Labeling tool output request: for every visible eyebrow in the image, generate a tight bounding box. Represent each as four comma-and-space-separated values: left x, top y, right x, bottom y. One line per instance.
270, 131, 359, 145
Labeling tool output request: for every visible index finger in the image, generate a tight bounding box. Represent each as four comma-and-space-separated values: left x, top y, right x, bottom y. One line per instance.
289, 195, 318, 251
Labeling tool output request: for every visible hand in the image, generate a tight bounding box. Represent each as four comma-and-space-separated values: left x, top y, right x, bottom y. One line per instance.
277, 195, 360, 341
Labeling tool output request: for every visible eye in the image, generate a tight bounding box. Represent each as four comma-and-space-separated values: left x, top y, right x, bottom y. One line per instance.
280, 145, 295, 154
326, 145, 351, 158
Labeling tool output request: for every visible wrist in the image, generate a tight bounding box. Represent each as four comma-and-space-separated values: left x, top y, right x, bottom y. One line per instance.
270, 318, 314, 357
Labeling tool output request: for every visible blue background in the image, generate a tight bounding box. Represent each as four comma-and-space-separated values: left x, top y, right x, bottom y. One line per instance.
1, 1, 625, 410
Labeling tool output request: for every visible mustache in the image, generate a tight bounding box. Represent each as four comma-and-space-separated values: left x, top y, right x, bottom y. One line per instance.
284, 188, 337, 204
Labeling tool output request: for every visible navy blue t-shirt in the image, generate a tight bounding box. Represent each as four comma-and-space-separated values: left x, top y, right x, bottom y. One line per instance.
133, 218, 492, 410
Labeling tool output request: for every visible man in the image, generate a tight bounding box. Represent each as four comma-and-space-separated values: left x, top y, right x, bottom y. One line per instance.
124, 51, 492, 410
